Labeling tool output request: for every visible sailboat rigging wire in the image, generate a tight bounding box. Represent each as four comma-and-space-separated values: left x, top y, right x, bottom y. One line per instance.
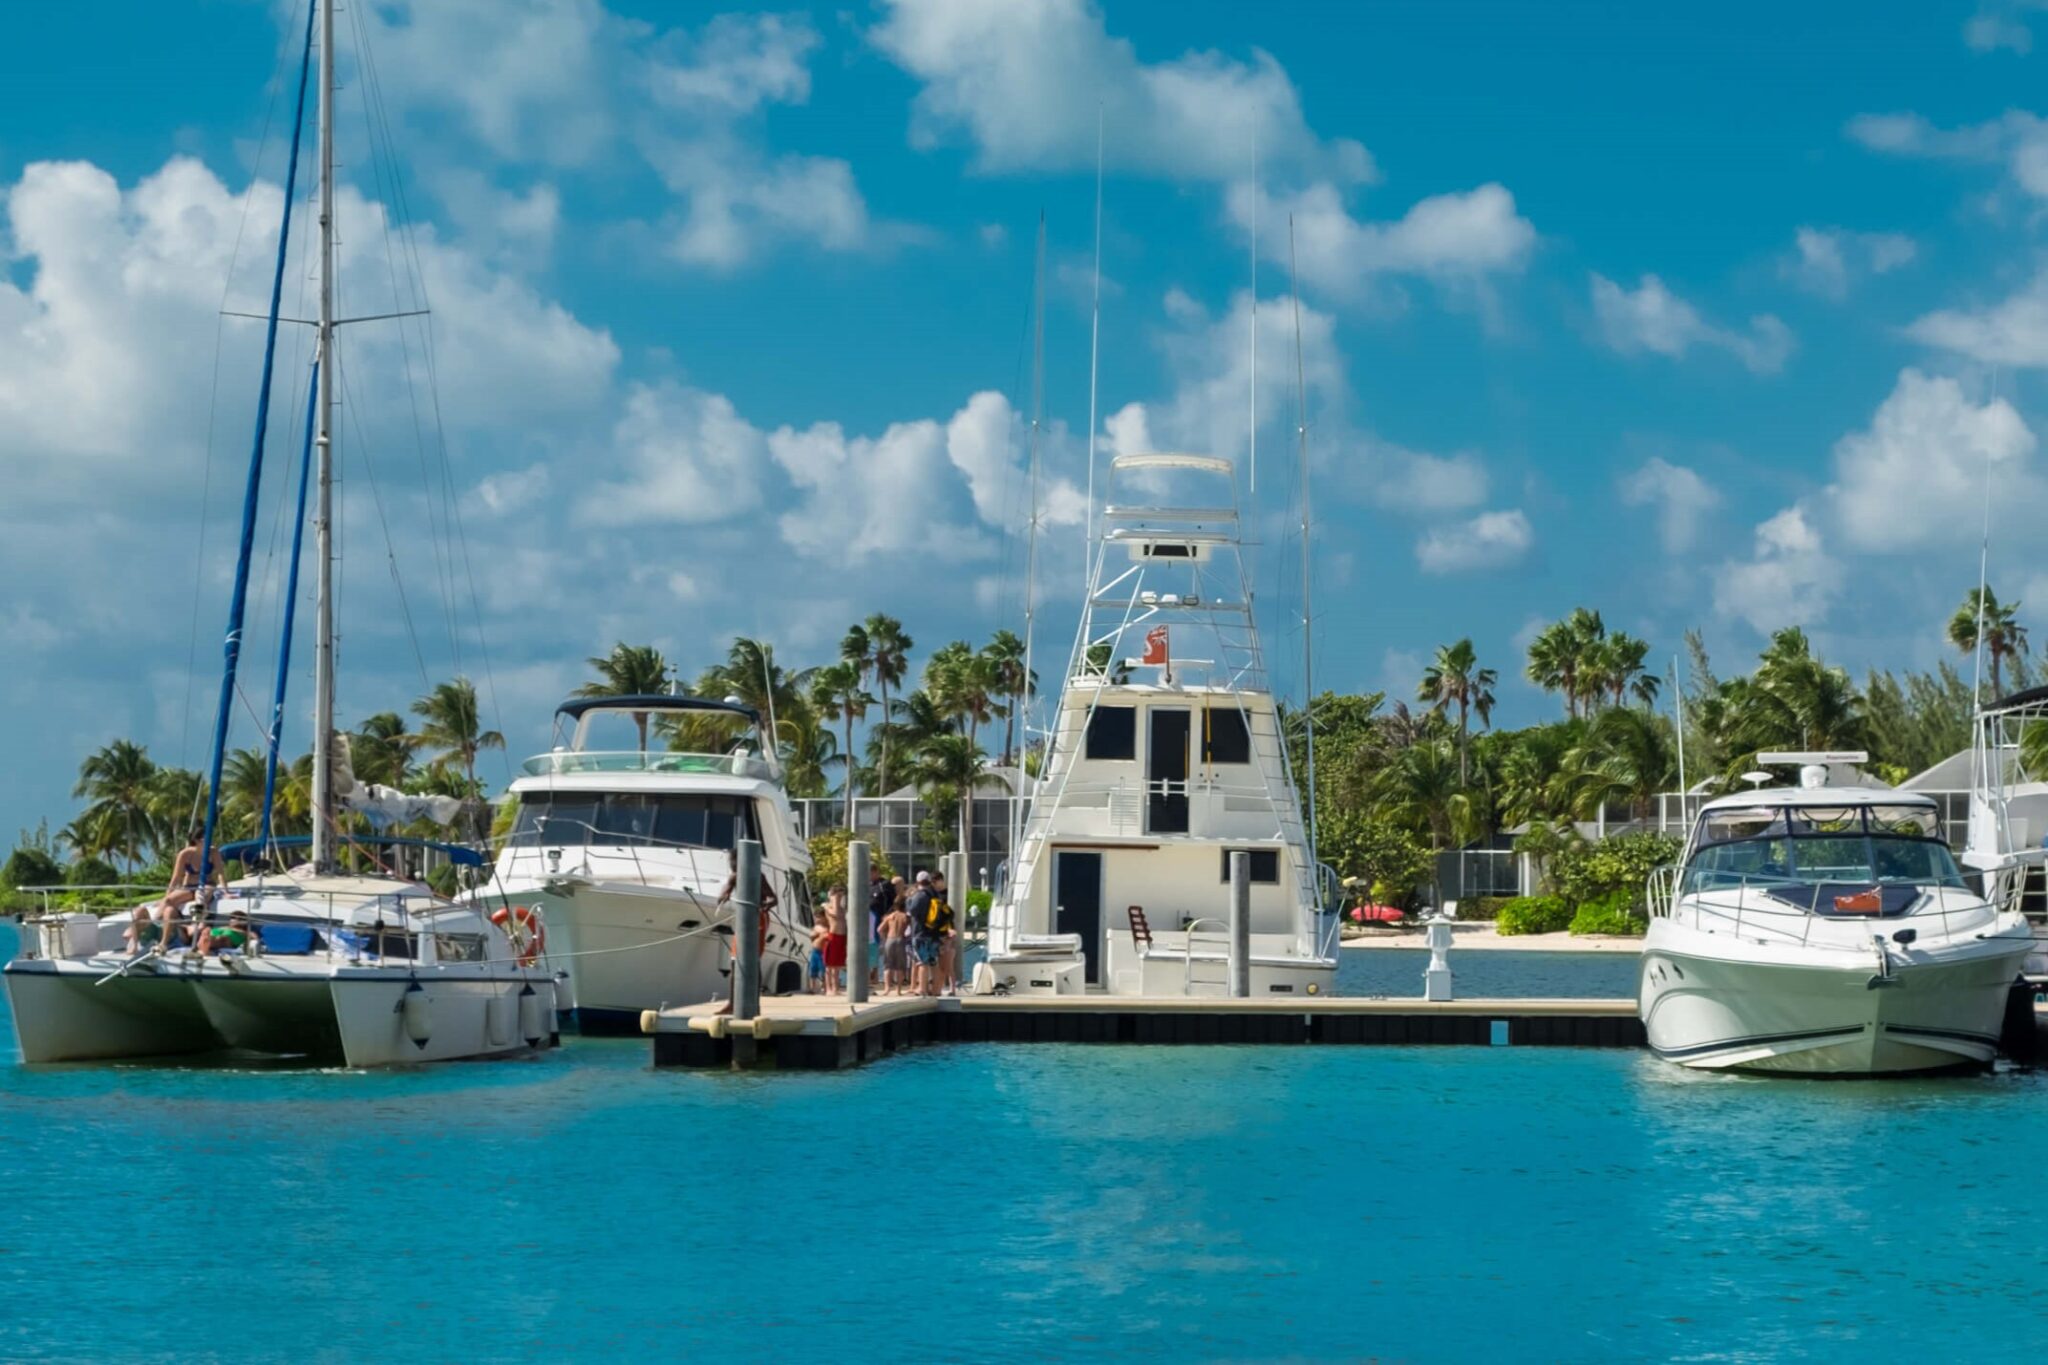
199, 0, 318, 883
262, 361, 321, 846
183, 17, 306, 768
1248, 135, 1258, 500
348, 0, 511, 779
1084, 106, 1104, 554
1016, 212, 1047, 858
1286, 215, 1318, 891
335, 357, 433, 687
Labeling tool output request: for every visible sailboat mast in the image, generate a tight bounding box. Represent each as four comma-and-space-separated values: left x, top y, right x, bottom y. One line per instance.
1287, 217, 1317, 874
1016, 213, 1046, 856
310, 0, 338, 871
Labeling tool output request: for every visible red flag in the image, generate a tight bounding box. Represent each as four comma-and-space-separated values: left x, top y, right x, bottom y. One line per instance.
1141, 625, 1169, 666
1833, 888, 1881, 913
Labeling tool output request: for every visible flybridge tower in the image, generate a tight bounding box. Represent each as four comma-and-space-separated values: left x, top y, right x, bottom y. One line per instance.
983, 451, 1336, 998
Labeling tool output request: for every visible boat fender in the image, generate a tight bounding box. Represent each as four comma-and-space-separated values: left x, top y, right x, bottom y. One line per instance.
485, 989, 516, 1047
970, 961, 997, 996
518, 982, 545, 1048
400, 980, 432, 1049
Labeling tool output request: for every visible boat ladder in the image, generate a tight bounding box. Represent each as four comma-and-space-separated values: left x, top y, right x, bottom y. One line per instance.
1183, 918, 1230, 996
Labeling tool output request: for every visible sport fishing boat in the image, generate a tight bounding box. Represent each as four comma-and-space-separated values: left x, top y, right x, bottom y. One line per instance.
6, 0, 557, 1065
980, 451, 1338, 997
487, 695, 814, 1032
1640, 757, 2032, 1074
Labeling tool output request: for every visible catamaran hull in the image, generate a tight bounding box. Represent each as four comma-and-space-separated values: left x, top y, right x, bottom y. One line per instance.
550, 881, 809, 1029
185, 968, 557, 1066
3, 961, 218, 1064
1640, 938, 2030, 1075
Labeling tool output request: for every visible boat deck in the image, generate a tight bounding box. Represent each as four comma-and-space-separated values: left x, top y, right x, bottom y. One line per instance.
642, 993, 1646, 1069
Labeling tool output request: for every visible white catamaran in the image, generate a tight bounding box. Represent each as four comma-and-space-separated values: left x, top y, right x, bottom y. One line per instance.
5, 0, 558, 1066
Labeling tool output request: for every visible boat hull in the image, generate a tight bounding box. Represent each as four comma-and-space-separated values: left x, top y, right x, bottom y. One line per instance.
1640, 934, 2029, 1075
188, 965, 557, 1066
547, 880, 810, 1023
3, 959, 219, 1064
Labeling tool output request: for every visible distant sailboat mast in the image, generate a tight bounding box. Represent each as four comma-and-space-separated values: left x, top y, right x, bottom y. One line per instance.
1287, 216, 1319, 895
1015, 212, 1047, 859
310, 0, 339, 871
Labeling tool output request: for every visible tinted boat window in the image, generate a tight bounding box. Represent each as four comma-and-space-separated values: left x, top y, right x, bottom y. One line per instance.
513, 794, 752, 848
1202, 707, 1251, 764
1086, 706, 1137, 760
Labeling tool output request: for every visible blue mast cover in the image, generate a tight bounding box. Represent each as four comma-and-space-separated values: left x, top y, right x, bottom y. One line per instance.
199, 0, 317, 879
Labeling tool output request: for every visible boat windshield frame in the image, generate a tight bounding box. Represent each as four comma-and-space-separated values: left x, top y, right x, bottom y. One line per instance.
520, 750, 777, 783
1682, 803, 1967, 896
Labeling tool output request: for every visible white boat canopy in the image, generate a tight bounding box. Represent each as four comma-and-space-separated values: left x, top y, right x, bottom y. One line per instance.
1109, 452, 1233, 474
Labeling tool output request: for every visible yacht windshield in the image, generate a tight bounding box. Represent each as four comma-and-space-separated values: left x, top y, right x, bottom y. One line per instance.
511, 793, 753, 850
1684, 803, 1963, 894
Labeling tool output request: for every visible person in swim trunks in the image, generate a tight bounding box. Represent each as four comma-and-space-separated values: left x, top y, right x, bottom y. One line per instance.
195, 910, 251, 958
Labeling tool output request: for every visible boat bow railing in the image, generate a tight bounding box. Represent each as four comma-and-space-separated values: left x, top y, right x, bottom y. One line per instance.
520, 750, 778, 782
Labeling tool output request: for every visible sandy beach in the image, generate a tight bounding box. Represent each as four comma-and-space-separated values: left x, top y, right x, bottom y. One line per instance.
1342, 924, 1644, 954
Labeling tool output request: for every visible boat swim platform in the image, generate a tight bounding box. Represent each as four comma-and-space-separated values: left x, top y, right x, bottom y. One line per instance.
641, 994, 1646, 1071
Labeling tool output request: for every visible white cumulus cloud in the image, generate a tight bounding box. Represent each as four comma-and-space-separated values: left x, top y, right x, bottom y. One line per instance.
1848, 109, 2048, 199
1416, 509, 1534, 574
1782, 226, 1916, 300
1618, 458, 1722, 554
1226, 180, 1535, 301
1589, 272, 1793, 375
870, 0, 1370, 182
1714, 506, 1839, 633
1906, 270, 2048, 368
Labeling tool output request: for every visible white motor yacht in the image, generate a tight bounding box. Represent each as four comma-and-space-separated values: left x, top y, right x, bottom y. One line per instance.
7, 842, 557, 1066
981, 452, 1338, 997
488, 695, 814, 1031
1640, 760, 2032, 1074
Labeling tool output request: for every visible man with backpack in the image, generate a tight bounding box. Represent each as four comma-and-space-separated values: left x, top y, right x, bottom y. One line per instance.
913, 869, 957, 998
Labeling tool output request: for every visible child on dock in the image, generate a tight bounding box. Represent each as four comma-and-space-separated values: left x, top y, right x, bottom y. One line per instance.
879, 898, 911, 994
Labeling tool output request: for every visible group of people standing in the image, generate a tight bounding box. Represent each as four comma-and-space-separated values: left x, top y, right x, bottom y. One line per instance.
807, 866, 960, 996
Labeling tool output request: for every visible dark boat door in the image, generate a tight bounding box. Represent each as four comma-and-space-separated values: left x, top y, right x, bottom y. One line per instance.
1148, 708, 1191, 834
1053, 849, 1104, 984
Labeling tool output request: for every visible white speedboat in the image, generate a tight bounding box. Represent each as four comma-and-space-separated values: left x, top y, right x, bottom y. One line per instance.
981, 452, 1338, 997
1640, 763, 2032, 1075
8, 845, 557, 1066
487, 695, 814, 1031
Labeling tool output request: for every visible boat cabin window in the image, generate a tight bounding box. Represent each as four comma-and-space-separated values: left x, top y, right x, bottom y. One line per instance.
1218, 849, 1280, 884
1684, 803, 1965, 895
1201, 707, 1251, 764
512, 793, 753, 849
434, 933, 487, 963
1085, 706, 1137, 761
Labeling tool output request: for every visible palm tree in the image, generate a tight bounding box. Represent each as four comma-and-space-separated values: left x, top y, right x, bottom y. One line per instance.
864, 615, 912, 796
351, 712, 421, 788
1950, 585, 2029, 698
220, 748, 271, 839
1525, 622, 1576, 719
1710, 628, 1867, 774
1417, 638, 1497, 783
574, 642, 674, 751
912, 732, 987, 855
982, 629, 1033, 763
72, 739, 158, 868
410, 677, 504, 796
808, 661, 875, 827
1367, 738, 1477, 876
1559, 706, 1674, 822
143, 765, 207, 861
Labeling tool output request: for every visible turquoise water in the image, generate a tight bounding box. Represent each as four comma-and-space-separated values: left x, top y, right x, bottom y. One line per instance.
7, 921, 2048, 1361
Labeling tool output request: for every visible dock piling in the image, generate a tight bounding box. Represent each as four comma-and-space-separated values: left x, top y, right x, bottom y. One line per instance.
1228, 851, 1250, 997
847, 840, 871, 1005
734, 838, 763, 1021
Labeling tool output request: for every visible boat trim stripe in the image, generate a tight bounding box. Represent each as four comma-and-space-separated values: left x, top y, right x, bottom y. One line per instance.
1879, 1023, 2000, 1046
1651, 1024, 1866, 1059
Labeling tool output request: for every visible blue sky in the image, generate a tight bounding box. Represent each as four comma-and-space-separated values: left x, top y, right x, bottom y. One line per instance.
5, 0, 2048, 841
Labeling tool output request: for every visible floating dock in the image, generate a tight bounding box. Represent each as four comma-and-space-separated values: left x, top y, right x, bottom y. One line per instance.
642, 994, 1646, 1070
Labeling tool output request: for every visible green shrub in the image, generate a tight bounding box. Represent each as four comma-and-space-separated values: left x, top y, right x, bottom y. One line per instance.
964, 887, 992, 927
1568, 888, 1646, 936
1496, 895, 1573, 935
66, 856, 120, 890
1548, 831, 1680, 906
805, 828, 898, 894
1, 845, 62, 892
1466, 895, 1517, 922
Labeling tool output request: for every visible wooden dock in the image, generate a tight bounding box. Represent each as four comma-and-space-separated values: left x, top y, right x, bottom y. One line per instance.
642, 994, 1645, 1070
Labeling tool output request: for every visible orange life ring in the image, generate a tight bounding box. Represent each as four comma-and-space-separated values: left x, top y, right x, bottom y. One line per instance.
489, 904, 546, 966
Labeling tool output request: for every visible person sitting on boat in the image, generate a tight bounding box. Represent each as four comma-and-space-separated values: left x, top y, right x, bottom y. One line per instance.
194, 909, 253, 958
126, 827, 226, 951
712, 846, 779, 1015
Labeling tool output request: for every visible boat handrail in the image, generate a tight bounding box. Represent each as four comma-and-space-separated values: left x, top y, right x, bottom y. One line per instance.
1666, 872, 1988, 947
520, 750, 778, 782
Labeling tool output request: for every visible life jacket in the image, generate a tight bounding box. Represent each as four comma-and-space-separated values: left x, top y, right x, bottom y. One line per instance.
923, 894, 954, 935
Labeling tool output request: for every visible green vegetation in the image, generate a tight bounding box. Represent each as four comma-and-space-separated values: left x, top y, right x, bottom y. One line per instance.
1567, 890, 1644, 937
1496, 896, 1572, 935
805, 827, 898, 892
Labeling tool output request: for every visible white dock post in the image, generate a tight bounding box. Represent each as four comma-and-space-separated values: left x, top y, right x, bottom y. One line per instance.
1228, 851, 1250, 997
847, 840, 871, 1005
1424, 906, 1454, 1002
946, 850, 969, 990
734, 837, 763, 1020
